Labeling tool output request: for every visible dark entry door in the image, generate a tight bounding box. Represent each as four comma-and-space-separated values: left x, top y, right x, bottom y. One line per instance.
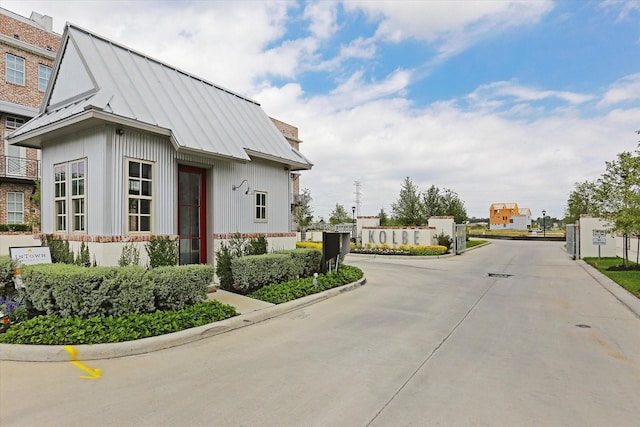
178, 166, 207, 264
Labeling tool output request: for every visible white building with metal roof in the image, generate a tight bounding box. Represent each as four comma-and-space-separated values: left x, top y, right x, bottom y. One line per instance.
8, 23, 312, 267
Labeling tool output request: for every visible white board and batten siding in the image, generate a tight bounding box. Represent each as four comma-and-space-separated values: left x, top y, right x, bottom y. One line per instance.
212, 158, 292, 235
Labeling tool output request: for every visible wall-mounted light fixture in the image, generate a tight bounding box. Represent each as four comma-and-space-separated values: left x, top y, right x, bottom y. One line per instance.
116, 128, 124, 135
232, 179, 248, 192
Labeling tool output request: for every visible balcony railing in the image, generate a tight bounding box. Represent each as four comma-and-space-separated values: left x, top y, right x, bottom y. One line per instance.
0, 156, 40, 180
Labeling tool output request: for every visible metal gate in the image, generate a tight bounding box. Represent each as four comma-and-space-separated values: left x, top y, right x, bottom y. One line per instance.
566, 223, 580, 259
454, 224, 467, 255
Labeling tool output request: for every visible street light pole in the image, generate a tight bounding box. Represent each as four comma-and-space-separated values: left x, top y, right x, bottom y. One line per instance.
351, 206, 356, 242
542, 210, 546, 238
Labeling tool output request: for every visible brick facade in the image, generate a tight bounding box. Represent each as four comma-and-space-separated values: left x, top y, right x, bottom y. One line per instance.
0, 8, 60, 231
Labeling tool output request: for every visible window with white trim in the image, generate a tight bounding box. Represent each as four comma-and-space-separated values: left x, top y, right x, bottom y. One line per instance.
6, 54, 25, 85
54, 164, 66, 231
70, 161, 86, 232
54, 159, 86, 232
38, 64, 52, 91
254, 191, 267, 222
7, 192, 23, 224
127, 159, 153, 233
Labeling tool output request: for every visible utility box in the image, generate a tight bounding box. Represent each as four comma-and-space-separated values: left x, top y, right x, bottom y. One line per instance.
321, 232, 351, 273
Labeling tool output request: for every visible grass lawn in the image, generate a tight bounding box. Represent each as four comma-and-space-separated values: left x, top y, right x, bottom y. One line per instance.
583, 257, 640, 299
466, 239, 488, 248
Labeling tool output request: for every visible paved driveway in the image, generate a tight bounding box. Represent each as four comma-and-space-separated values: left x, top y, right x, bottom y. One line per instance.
1, 240, 639, 426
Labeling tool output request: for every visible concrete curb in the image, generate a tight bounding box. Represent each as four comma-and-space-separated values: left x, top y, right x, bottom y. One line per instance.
0, 278, 367, 362
577, 260, 640, 320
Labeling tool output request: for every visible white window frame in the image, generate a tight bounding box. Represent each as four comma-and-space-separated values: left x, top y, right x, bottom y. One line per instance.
54, 164, 67, 232
6, 54, 25, 85
7, 192, 24, 224
38, 64, 52, 92
54, 159, 86, 233
70, 160, 86, 232
254, 191, 267, 222
126, 158, 153, 234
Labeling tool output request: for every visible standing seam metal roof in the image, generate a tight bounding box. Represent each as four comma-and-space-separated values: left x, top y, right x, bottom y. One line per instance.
10, 23, 312, 169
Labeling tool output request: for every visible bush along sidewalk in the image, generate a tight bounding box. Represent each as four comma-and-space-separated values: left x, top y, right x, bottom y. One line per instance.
0, 301, 238, 345
249, 264, 364, 304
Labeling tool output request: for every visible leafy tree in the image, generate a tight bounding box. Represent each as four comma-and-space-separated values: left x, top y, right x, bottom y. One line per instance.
421, 185, 442, 219
378, 208, 390, 226
565, 180, 597, 224
392, 177, 424, 225
593, 147, 640, 266
293, 188, 313, 231
329, 203, 351, 225
439, 188, 468, 223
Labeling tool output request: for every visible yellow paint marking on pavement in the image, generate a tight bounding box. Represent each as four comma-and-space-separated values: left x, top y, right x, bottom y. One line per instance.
64, 345, 102, 379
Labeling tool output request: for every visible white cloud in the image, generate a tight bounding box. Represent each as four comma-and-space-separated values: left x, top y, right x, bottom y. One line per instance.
303, 0, 339, 40
598, 73, 640, 107
343, 0, 554, 59
467, 81, 595, 109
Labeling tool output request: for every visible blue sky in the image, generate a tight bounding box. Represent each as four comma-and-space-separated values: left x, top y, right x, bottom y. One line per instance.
5, 0, 640, 220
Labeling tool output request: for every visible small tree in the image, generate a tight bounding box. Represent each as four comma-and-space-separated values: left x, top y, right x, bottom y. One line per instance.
593, 147, 640, 266
145, 236, 178, 268
294, 188, 313, 231
329, 203, 351, 225
392, 177, 423, 226
565, 180, 597, 224
440, 188, 468, 223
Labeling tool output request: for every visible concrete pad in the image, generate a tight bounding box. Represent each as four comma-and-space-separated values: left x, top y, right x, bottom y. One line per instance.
206, 289, 274, 314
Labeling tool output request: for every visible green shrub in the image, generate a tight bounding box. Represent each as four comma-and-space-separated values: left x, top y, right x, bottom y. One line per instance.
275, 248, 322, 277
436, 232, 452, 251
231, 253, 292, 294
0, 256, 16, 298
215, 242, 235, 291
40, 235, 74, 264
249, 264, 364, 304
146, 236, 178, 268
216, 234, 269, 290
0, 301, 238, 345
147, 265, 213, 311
245, 235, 268, 255
20, 264, 211, 318
0, 224, 32, 232
75, 242, 91, 267
118, 242, 141, 266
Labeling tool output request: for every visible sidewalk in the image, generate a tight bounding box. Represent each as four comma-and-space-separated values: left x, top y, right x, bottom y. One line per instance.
206, 289, 274, 314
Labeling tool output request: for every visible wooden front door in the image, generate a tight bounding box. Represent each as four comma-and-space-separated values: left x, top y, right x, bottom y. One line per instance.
178, 166, 207, 264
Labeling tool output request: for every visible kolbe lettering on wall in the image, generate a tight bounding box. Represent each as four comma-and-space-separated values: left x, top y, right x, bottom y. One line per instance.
368, 230, 420, 245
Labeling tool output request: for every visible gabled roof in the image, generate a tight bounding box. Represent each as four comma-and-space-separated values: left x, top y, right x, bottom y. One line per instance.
9, 23, 312, 170
490, 203, 518, 211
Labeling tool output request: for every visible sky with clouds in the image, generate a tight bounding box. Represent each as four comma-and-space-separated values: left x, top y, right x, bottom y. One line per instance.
4, 0, 640, 220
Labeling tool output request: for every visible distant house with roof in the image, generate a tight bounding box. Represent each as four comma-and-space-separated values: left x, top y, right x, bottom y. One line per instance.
7, 23, 312, 267
489, 203, 531, 230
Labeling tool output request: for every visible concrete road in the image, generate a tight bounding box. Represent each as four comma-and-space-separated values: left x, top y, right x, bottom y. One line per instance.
1, 240, 639, 426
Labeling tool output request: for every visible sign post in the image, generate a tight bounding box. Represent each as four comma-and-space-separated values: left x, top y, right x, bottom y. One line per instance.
592, 230, 606, 260
9, 246, 52, 288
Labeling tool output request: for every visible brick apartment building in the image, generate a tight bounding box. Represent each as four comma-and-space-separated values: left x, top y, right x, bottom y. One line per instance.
0, 8, 60, 231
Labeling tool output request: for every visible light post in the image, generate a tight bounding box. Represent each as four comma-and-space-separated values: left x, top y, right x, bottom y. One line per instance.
351, 206, 356, 242
542, 210, 546, 238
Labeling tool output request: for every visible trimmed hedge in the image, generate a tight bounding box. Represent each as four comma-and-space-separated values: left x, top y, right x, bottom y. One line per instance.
20, 264, 213, 318
230, 248, 322, 295
231, 253, 292, 294
249, 264, 364, 304
147, 265, 213, 311
0, 224, 32, 232
0, 300, 238, 345
275, 248, 322, 278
